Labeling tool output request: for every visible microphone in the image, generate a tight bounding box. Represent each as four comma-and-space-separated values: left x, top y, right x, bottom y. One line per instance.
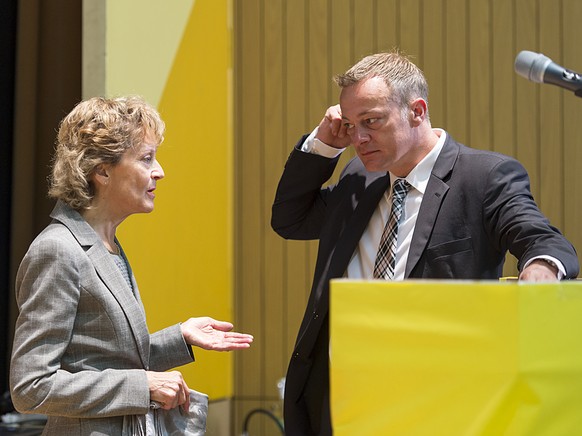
514, 50, 582, 97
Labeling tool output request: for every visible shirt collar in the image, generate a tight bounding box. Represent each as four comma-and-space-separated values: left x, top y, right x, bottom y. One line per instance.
389, 128, 446, 194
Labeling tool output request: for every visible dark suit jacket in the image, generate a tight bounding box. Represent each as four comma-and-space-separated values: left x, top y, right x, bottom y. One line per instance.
271, 132, 579, 436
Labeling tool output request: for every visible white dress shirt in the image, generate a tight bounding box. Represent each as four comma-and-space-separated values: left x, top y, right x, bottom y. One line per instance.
300, 128, 565, 279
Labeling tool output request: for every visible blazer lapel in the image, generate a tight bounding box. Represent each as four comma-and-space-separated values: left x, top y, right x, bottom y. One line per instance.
50, 201, 151, 369
303, 172, 389, 346
405, 136, 458, 277
88, 245, 151, 368
327, 173, 391, 280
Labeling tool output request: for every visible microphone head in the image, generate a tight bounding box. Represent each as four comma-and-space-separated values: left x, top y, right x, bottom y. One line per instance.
514, 50, 552, 83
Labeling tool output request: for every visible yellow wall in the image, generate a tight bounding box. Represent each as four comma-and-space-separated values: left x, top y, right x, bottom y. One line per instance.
106, 0, 234, 399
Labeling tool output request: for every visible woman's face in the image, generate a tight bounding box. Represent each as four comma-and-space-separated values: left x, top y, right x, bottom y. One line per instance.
104, 133, 165, 218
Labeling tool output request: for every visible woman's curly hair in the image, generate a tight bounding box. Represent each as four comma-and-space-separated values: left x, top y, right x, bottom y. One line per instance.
48, 96, 165, 210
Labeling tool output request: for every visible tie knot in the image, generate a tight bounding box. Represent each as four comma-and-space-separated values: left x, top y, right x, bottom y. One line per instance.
392, 179, 409, 199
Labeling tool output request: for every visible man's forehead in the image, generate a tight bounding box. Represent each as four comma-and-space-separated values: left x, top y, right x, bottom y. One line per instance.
340, 85, 395, 119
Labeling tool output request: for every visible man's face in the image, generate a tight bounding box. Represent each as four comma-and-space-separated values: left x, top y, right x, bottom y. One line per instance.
340, 77, 417, 175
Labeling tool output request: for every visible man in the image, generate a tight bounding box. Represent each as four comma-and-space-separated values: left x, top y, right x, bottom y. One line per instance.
271, 52, 579, 435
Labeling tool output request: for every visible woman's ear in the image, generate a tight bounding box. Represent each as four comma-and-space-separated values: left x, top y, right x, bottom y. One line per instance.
92, 164, 110, 187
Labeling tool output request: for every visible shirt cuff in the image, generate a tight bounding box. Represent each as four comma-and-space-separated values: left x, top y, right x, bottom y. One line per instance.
300, 127, 346, 158
522, 256, 565, 280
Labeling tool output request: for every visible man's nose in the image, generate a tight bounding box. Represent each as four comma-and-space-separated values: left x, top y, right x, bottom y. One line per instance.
350, 126, 370, 146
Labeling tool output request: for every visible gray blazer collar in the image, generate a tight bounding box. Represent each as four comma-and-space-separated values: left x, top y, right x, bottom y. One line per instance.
50, 200, 151, 368
50, 200, 101, 247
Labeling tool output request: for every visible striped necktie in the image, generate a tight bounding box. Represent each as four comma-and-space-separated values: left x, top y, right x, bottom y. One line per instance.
373, 179, 410, 279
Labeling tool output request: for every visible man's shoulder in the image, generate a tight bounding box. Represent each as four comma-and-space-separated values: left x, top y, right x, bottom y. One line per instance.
446, 136, 518, 166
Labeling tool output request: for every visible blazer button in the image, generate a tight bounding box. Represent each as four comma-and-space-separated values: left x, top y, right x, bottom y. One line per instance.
313, 312, 319, 320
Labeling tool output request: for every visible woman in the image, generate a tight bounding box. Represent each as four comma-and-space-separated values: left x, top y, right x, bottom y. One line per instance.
10, 96, 253, 435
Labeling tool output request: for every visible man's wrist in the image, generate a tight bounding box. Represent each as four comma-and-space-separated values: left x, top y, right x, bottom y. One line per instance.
530, 258, 559, 276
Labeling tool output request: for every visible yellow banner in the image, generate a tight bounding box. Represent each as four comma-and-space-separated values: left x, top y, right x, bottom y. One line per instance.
330, 280, 582, 435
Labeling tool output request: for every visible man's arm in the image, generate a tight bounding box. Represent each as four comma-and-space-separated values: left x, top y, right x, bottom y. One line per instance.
271, 105, 351, 241
483, 157, 579, 280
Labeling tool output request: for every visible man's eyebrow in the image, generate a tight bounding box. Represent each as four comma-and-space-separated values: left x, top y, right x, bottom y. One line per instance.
342, 109, 382, 120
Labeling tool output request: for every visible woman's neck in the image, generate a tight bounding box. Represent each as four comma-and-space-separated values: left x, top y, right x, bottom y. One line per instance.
80, 206, 122, 254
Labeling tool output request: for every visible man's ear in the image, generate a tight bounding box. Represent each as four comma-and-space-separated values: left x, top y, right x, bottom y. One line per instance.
410, 98, 428, 126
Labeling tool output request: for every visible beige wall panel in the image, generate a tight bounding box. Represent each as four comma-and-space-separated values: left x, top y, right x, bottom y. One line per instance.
331, 0, 357, 170
491, 0, 519, 276
330, 0, 353, 73
423, 0, 445, 129
308, 0, 331, 119
399, 0, 421, 65
262, 0, 289, 411
376, 0, 398, 52
282, 1, 311, 360
234, 2, 582, 433
306, 0, 331, 290
354, 0, 375, 59
444, 0, 469, 140
515, 0, 540, 200
539, 0, 564, 226
468, 1, 492, 151
563, 1, 582, 260
491, 0, 516, 158
234, 0, 263, 404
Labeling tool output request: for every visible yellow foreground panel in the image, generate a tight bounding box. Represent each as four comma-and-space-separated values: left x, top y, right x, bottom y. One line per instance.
330, 280, 582, 435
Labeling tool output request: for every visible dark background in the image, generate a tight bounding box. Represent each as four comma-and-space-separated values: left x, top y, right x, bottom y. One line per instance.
0, 0, 82, 411
0, 0, 17, 407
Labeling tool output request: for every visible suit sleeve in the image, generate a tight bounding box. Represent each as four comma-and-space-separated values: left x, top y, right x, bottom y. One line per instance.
10, 237, 150, 418
482, 158, 579, 278
149, 324, 194, 371
271, 136, 341, 240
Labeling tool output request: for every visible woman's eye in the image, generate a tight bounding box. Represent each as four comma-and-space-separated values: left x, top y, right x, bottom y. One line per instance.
366, 118, 378, 125
344, 122, 354, 129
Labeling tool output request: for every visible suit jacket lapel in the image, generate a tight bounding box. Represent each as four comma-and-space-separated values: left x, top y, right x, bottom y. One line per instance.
405, 136, 458, 277
327, 173, 390, 280
301, 172, 389, 349
50, 201, 151, 368
87, 245, 151, 368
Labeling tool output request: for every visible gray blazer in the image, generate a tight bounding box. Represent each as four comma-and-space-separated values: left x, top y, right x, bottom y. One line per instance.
10, 201, 194, 435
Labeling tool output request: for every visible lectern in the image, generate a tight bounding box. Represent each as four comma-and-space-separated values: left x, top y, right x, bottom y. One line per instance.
330, 280, 582, 435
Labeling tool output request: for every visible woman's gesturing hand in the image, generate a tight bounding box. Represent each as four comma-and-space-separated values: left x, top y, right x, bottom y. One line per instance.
180, 317, 254, 351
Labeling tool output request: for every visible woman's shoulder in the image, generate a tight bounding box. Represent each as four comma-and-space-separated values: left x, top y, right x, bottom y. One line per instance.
25, 221, 84, 261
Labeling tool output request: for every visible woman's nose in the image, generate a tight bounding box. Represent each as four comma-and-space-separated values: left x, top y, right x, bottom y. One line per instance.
152, 160, 165, 179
